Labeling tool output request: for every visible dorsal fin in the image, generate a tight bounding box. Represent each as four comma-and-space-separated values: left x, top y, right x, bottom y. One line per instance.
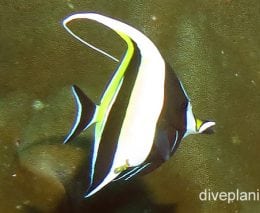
64, 85, 97, 143
63, 14, 119, 62
62, 13, 163, 63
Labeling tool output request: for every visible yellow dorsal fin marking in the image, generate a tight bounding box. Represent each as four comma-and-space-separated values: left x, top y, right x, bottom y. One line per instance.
95, 32, 135, 136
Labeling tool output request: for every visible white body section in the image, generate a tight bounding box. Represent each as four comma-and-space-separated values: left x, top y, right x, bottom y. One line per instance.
116, 58, 165, 166
63, 13, 165, 197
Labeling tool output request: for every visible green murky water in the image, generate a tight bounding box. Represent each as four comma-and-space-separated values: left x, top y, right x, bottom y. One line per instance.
0, 1, 259, 212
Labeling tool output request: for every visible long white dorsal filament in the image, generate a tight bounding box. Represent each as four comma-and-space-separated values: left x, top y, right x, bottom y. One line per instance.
63, 14, 119, 62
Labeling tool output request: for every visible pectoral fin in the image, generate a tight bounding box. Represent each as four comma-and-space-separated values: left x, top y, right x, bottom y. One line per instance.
64, 85, 97, 143
155, 130, 170, 161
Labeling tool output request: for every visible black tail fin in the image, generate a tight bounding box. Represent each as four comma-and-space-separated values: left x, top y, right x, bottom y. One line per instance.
64, 85, 97, 143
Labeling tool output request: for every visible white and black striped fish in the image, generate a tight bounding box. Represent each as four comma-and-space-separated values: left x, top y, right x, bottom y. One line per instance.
63, 13, 215, 198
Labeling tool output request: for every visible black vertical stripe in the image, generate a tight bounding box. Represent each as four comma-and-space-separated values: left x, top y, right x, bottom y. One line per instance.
156, 63, 189, 156
143, 63, 189, 174
89, 40, 141, 190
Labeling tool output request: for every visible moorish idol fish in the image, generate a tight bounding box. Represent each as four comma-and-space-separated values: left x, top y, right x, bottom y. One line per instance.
62, 13, 215, 198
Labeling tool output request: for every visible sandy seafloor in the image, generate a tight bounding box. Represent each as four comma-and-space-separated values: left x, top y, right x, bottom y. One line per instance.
0, 1, 259, 212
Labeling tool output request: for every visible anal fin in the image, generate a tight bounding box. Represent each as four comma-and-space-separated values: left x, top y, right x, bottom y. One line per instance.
64, 85, 97, 143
